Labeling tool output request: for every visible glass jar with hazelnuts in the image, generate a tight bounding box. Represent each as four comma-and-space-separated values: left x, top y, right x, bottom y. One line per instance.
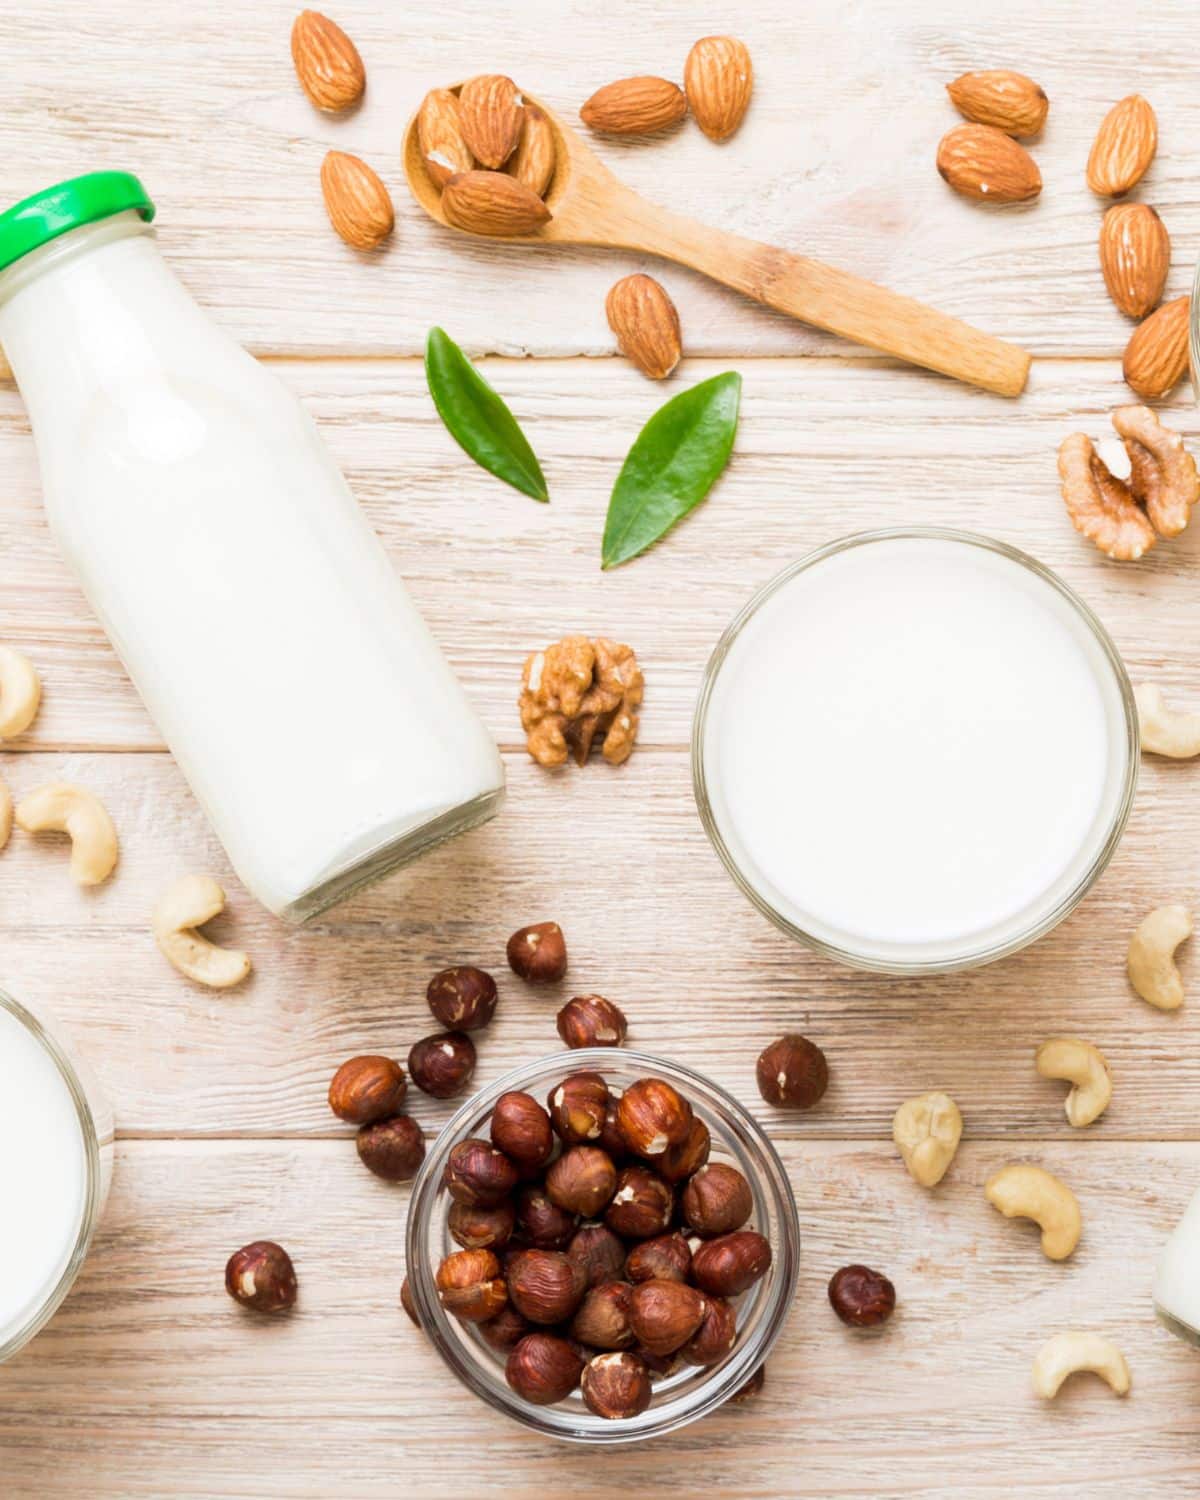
405, 1049, 799, 1444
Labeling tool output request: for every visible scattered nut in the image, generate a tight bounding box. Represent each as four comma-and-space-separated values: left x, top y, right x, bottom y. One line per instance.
946, 70, 1048, 138
426, 965, 498, 1031
617, 1077, 693, 1157
985, 1164, 1081, 1261
729, 1365, 765, 1402
319, 151, 394, 251
357, 1115, 426, 1181
604, 1164, 675, 1240
1035, 1039, 1113, 1127
936, 123, 1042, 203
448, 1199, 516, 1251
1123, 296, 1190, 401
152, 874, 250, 988
606, 274, 682, 381
1112, 404, 1198, 536
520, 636, 643, 768
580, 76, 688, 136
681, 1163, 753, 1237
1099, 203, 1170, 320
570, 1280, 635, 1350
828, 1264, 896, 1327
756, 1035, 829, 1109
506, 1332, 585, 1404
684, 36, 753, 142
225, 1240, 297, 1313
0, 776, 11, 851
629, 1278, 708, 1356
516, 1186, 578, 1250
0, 644, 41, 738
436, 1248, 508, 1322
1031, 1332, 1131, 1399
682, 1294, 738, 1366
408, 1031, 476, 1097
18, 783, 118, 886
1136, 684, 1200, 759
654, 1114, 711, 1183
508, 920, 569, 983
892, 1091, 963, 1187
328, 1055, 407, 1124
444, 1137, 519, 1208
290, 9, 365, 113
416, 87, 474, 188
1087, 94, 1157, 197
478, 1302, 531, 1352
491, 1090, 555, 1173
625, 1231, 692, 1285
506, 1248, 587, 1324
400, 1274, 419, 1328
548, 1071, 610, 1143
557, 994, 628, 1049
691, 1231, 772, 1297
1128, 904, 1193, 1011
582, 1351, 653, 1419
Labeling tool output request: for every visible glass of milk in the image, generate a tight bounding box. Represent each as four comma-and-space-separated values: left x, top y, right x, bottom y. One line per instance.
0, 174, 505, 922
0, 991, 113, 1362
694, 529, 1138, 974
1154, 1187, 1200, 1348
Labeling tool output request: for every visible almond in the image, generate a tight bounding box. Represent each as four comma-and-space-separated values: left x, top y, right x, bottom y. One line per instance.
320, 151, 394, 250
605, 274, 682, 380
457, 75, 524, 170
1099, 203, 1169, 319
508, 104, 557, 197
684, 36, 753, 142
946, 70, 1048, 138
442, 170, 552, 237
936, 123, 1041, 203
580, 77, 688, 136
1123, 296, 1190, 400
417, 88, 474, 188
1087, 94, 1157, 197
290, 10, 365, 113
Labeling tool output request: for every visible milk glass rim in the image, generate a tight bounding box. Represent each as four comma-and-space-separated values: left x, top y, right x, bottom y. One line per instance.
405, 1048, 800, 1445
691, 527, 1139, 976
0, 988, 104, 1363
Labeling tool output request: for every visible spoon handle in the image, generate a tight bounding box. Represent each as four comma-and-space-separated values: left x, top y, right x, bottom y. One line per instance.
612, 198, 1030, 397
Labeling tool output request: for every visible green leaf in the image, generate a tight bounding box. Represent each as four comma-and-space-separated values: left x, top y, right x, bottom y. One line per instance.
424, 327, 548, 501
601, 372, 741, 569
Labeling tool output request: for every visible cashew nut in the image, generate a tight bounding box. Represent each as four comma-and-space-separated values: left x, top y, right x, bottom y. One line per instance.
0, 644, 42, 739
1128, 904, 1193, 1011
1031, 1332, 1131, 1400
0, 775, 11, 852
153, 875, 251, 989
1035, 1038, 1112, 1128
1136, 683, 1200, 759
892, 1091, 963, 1187
985, 1164, 1081, 1261
15, 783, 118, 885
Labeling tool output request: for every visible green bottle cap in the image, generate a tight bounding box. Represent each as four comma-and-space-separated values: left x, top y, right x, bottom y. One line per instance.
0, 172, 155, 274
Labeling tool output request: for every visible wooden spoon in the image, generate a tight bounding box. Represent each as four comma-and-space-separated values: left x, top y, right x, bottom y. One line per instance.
403, 90, 1031, 397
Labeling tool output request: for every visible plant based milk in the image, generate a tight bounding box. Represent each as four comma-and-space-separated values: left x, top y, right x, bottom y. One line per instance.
1155, 1187, 1200, 1346
697, 533, 1134, 970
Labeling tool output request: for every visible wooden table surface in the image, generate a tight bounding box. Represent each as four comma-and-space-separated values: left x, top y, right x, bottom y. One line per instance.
4, 1, 1200, 1494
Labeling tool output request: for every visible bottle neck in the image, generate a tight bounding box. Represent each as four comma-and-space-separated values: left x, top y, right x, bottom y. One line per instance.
0, 210, 153, 311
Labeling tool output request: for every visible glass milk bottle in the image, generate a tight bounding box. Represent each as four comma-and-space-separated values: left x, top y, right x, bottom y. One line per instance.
1154, 1186, 1200, 1347
0, 174, 505, 921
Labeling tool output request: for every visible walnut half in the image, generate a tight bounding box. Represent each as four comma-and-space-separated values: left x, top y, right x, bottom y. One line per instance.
520, 635, 644, 768
1058, 404, 1199, 560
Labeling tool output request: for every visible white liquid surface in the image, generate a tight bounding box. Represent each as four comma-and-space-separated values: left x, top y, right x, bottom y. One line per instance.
699, 536, 1131, 964
0, 1005, 87, 1346
1155, 1185, 1200, 1339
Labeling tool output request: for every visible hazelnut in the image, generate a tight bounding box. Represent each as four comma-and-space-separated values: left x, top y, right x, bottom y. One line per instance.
408, 1031, 476, 1098
570, 1280, 635, 1350
356, 1114, 426, 1181
756, 1034, 829, 1110
604, 1164, 674, 1240
435, 1248, 508, 1322
548, 1071, 610, 1143
225, 1240, 297, 1314
566, 1223, 627, 1288
478, 1301, 532, 1351
545, 1146, 618, 1218
516, 1186, 578, 1250
328, 1054, 407, 1124
490, 1090, 554, 1175
654, 1115, 711, 1183
628, 1278, 707, 1356
617, 1077, 693, 1157
507, 921, 568, 984
680, 1163, 753, 1237
828, 1264, 896, 1328
557, 994, 628, 1049
581, 1351, 652, 1420
729, 1365, 765, 1402
625, 1231, 691, 1284
634, 1343, 682, 1378
598, 1099, 627, 1160
445, 1138, 520, 1208
506, 1248, 587, 1324
400, 1274, 419, 1328
505, 1332, 584, 1405
691, 1231, 772, 1297
426, 965, 498, 1031
682, 1294, 737, 1366
448, 1198, 516, 1251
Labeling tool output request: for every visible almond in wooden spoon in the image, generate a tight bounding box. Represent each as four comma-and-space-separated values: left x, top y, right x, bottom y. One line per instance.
320, 150, 394, 250
442, 171, 551, 236
946, 70, 1048, 138
936, 123, 1041, 203
458, 75, 524, 169
509, 104, 557, 197
1099, 203, 1169, 319
290, 9, 365, 113
580, 77, 688, 135
606, 274, 682, 379
684, 37, 753, 142
417, 88, 474, 188
1123, 295, 1190, 399
1087, 94, 1157, 197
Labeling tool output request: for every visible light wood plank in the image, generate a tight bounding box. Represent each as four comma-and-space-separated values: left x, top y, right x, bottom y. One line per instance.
4, 356, 1200, 751
1, 747, 1194, 1141
1, 1137, 1197, 1497
1, 0, 1198, 362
